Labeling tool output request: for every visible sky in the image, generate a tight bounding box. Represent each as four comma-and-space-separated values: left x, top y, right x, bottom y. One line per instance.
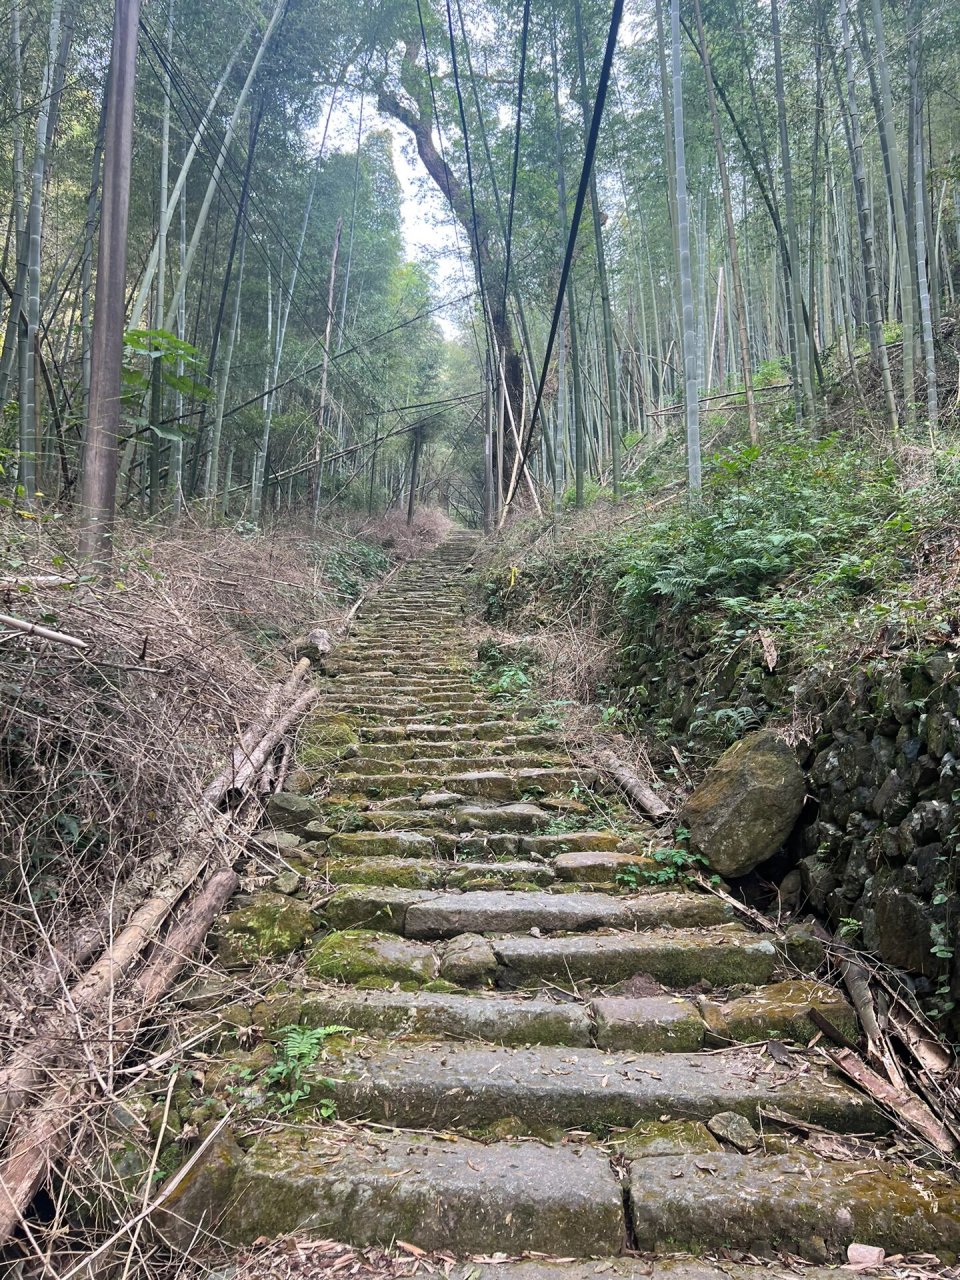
325, 92, 474, 340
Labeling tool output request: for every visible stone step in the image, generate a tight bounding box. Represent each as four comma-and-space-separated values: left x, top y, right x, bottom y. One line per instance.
438, 1263, 879, 1280
314, 855, 557, 890
358, 727, 542, 747
626, 1151, 960, 1259
317, 1041, 880, 1134
193, 1130, 627, 1255
329, 766, 588, 801
259, 987, 592, 1045
312, 802, 566, 837
344, 753, 567, 776
322, 886, 732, 936
492, 924, 781, 988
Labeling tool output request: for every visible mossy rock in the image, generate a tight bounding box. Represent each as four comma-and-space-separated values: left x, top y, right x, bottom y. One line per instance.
613, 1119, 721, 1158
701, 980, 858, 1046
214, 892, 318, 967
297, 717, 361, 769
306, 929, 439, 985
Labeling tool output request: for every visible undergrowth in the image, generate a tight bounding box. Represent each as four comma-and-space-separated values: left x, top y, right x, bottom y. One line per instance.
485, 427, 960, 730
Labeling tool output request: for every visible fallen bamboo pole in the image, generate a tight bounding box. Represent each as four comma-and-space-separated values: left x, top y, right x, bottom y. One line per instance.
595, 748, 671, 819
0, 612, 87, 649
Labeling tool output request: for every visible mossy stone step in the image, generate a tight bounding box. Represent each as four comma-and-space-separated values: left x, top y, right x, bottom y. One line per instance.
553, 850, 656, 882
492, 925, 780, 988
441, 767, 592, 800
315, 856, 556, 891
326, 831, 437, 858
344, 753, 567, 777
316, 1041, 880, 1134
257, 987, 592, 1045
628, 1152, 960, 1259
590, 996, 705, 1051
202, 1130, 626, 1255
322, 886, 731, 937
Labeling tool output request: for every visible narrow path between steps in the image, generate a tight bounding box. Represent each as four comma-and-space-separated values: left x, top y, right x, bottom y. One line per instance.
172, 533, 960, 1275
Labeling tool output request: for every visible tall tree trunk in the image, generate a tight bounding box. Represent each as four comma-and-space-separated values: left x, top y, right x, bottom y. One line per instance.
671, 0, 700, 492
149, 0, 175, 517
770, 0, 813, 425
17, 0, 64, 505
164, 0, 287, 332
311, 219, 343, 526
572, 0, 621, 493
909, 0, 937, 428
0, 0, 26, 409
692, 0, 757, 443
550, 21, 587, 507
869, 0, 915, 427
78, 0, 141, 562
835, 0, 898, 430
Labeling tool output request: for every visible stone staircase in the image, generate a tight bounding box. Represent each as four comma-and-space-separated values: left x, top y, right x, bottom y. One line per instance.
177, 532, 960, 1272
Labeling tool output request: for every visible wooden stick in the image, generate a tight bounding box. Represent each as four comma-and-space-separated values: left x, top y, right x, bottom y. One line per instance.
0, 612, 87, 649
595, 749, 671, 819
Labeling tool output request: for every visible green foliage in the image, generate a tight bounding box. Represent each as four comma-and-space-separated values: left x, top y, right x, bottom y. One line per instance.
323, 542, 390, 599
616, 845, 711, 888
121, 330, 209, 440
475, 639, 538, 701
261, 1024, 350, 1115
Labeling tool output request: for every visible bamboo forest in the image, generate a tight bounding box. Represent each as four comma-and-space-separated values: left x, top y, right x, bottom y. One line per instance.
3, 0, 960, 1274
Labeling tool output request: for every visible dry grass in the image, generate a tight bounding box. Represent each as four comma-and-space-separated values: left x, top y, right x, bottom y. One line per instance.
0, 508, 453, 1274
349, 509, 455, 562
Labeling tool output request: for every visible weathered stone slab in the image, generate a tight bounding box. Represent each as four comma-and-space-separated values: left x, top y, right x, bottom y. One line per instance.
628, 1152, 960, 1260
519, 832, 623, 855
316, 857, 444, 890
457, 802, 552, 833
326, 831, 437, 859
700, 980, 858, 1046
439, 932, 498, 983
323, 1043, 880, 1134
212, 893, 316, 967
551, 851, 652, 883
259, 988, 592, 1046
447, 768, 586, 801
493, 927, 777, 988
449, 1261, 844, 1280
265, 792, 325, 833
218, 1132, 626, 1254
324, 886, 435, 932
446, 862, 556, 889
591, 996, 705, 1052
404, 891, 731, 940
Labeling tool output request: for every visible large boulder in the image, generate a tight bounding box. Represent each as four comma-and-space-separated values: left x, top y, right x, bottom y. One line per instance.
681, 729, 805, 877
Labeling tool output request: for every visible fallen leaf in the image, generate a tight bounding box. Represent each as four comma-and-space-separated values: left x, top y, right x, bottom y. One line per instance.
759, 627, 778, 671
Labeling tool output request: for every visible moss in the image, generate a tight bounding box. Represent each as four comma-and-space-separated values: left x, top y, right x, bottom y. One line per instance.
297, 717, 361, 768
421, 979, 465, 993
319, 857, 445, 890
613, 1119, 721, 1158
305, 929, 439, 985
214, 893, 317, 967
